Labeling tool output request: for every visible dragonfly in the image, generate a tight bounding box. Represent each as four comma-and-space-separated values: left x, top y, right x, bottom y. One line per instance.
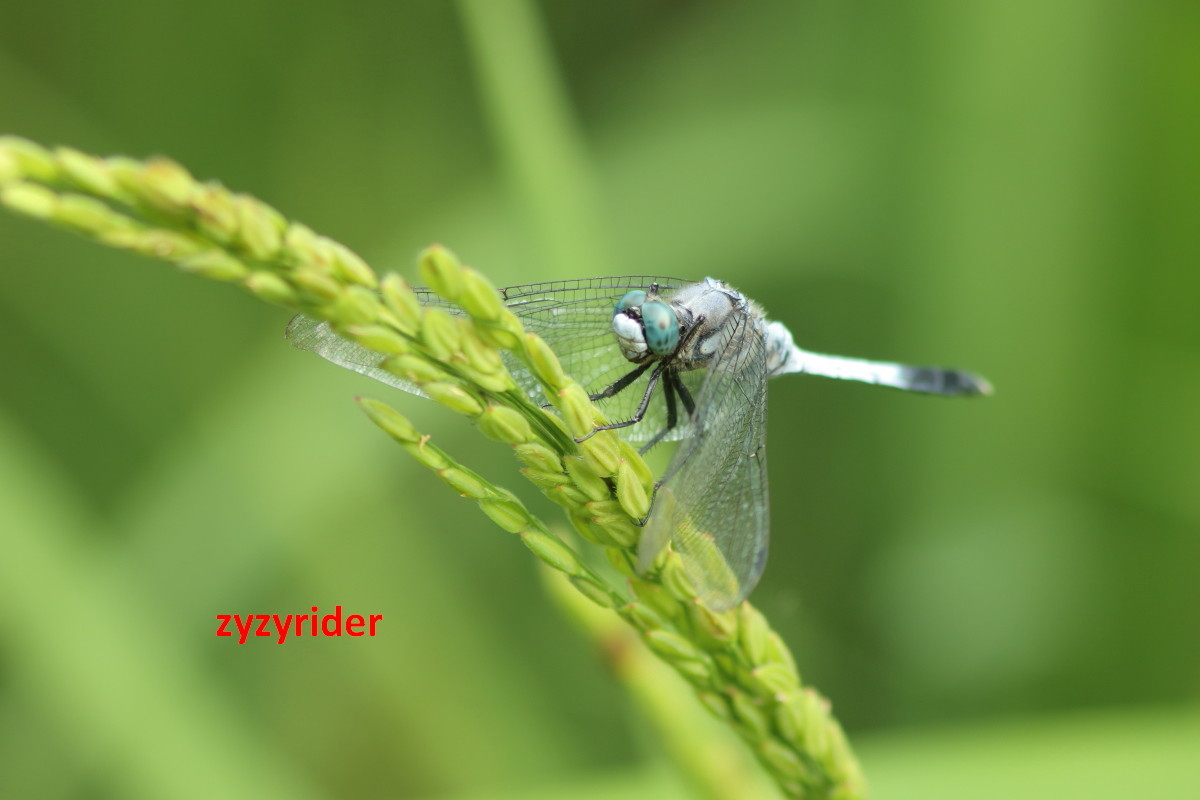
287, 276, 991, 611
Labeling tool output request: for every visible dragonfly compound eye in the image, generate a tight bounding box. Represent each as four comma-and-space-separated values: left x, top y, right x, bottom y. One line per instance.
641, 301, 679, 355
614, 290, 647, 316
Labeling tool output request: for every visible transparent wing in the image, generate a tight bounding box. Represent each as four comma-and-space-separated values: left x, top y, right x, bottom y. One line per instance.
286, 315, 425, 395
637, 307, 771, 611
286, 276, 696, 443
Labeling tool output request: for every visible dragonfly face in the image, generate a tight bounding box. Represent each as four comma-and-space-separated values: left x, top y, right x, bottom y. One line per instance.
611, 280, 757, 371
612, 287, 680, 362
288, 275, 991, 611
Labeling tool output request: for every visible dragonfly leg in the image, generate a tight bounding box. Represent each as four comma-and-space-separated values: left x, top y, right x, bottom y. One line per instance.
538, 361, 651, 409
574, 362, 664, 443
674, 375, 696, 417
588, 361, 652, 401
637, 371, 679, 454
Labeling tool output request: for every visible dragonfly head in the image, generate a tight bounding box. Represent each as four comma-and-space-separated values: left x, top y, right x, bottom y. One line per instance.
613, 289, 680, 362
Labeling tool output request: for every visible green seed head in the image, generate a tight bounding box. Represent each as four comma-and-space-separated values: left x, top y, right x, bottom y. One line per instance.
456, 318, 505, 374
108, 228, 206, 260
619, 601, 666, 632
56, 147, 123, 199
457, 364, 515, 393
521, 467, 572, 490
473, 313, 523, 350
357, 397, 420, 443
513, 442, 563, 475
629, 578, 682, 623
800, 689, 833, 761
330, 285, 381, 326
567, 576, 618, 609
243, 271, 299, 307
564, 456, 611, 502
543, 484, 591, 510
0, 136, 59, 182
0, 149, 19, 183
402, 440, 450, 471
476, 405, 534, 444
582, 498, 627, 522
478, 497, 530, 533
420, 306, 461, 362
584, 513, 638, 548
557, 383, 595, 440
774, 691, 807, 745
177, 250, 249, 282
524, 333, 567, 390
730, 692, 771, 743
192, 184, 241, 245
419, 243, 464, 301
737, 603, 771, 666
281, 221, 322, 269
423, 382, 484, 417
618, 440, 655, 487
580, 432, 620, 477
137, 157, 197, 215
345, 324, 409, 356
330, 241, 376, 288
437, 467, 487, 498
686, 601, 737, 643
673, 659, 716, 688
291, 269, 342, 302
235, 194, 284, 261
104, 156, 144, 197
698, 692, 733, 721
643, 629, 704, 664
568, 510, 620, 546
54, 195, 125, 236
616, 459, 650, 519
765, 630, 799, 678
659, 552, 699, 604
458, 266, 506, 322
380, 273, 423, 335
1, 181, 57, 219
759, 739, 809, 785
750, 663, 800, 697
520, 530, 584, 577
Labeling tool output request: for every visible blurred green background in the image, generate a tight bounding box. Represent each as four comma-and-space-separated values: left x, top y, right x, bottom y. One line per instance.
1, 1, 1197, 798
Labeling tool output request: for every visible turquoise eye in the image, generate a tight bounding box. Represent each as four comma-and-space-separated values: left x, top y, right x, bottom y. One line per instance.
615, 290, 647, 315
641, 301, 679, 355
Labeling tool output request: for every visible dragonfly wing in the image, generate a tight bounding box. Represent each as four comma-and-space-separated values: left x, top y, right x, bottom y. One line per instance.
637, 308, 771, 611
285, 314, 424, 396
287, 276, 697, 443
